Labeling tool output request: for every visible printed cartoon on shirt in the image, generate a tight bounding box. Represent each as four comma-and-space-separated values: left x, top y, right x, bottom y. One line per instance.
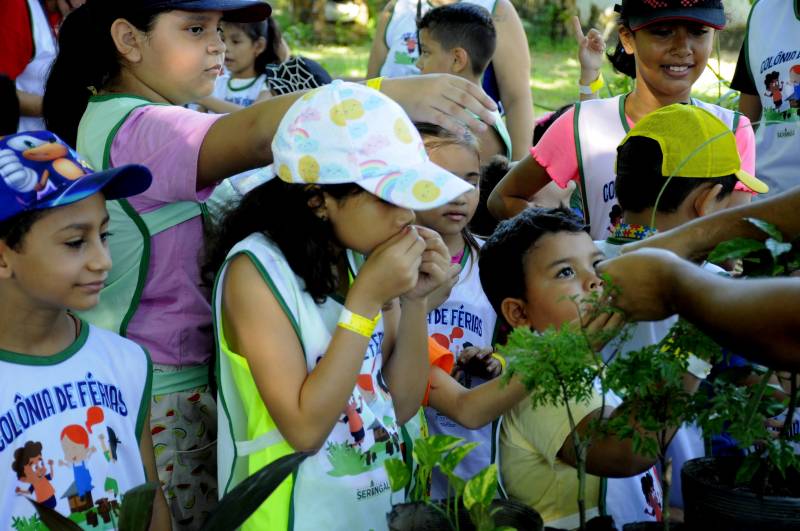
393, 31, 419, 66
759, 60, 800, 122
640, 471, 664, 522
3, 374, 135, 530
321, 328, 401, 479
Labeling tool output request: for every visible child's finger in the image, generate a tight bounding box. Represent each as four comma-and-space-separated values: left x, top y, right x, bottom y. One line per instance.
571, 15, 585, 44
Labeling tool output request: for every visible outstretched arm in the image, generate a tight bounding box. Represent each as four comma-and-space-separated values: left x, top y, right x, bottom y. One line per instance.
487, 154, 552, 220
598, 249, 800, 369
198, 75, 498, 188
620, 187, 800, 260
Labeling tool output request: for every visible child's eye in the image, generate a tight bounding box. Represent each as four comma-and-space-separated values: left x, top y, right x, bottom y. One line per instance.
556, 267, 575, 279
689, 28, 710, 37
100, 231, 113, 243
188, 26, 204, 35
65, 239, 84, 249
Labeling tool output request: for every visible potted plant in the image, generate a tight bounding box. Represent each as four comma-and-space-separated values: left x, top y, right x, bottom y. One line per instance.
678, 218, 800, 530
383, 434, 543, 531
602, 318, 723, 531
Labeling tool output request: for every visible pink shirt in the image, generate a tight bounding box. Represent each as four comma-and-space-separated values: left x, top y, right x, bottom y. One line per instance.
110, 105, 222, 366
532, 105, 756, 192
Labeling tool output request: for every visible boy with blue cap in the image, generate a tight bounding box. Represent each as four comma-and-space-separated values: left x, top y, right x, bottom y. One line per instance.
0, 131, 170, 530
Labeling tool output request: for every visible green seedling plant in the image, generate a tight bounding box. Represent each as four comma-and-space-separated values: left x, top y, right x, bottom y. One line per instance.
498, 283, 626, 531
603, 318, 724, 531
383, 434, 512, 531
701, 218, 800, 495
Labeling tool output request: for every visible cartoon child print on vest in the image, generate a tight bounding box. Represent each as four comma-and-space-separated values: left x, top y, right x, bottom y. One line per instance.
12, 441, 57, 509
59, 406, 104, 500
789, 64, 800, 110
641, 472, 663, 522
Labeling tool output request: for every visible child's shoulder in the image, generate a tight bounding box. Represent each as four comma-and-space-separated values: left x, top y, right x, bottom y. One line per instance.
81, 322, 151, 364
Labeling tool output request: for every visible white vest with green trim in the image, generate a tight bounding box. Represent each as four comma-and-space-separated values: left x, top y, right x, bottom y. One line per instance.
744, 0, 800, 196
424, 243, 498, 499
381, 0, 497, 78
74, 95, 205, 338
214, 233, 401, 530
574, 96, 739, 240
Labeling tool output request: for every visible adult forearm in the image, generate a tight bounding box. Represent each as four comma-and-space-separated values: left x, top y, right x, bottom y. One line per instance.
385, 298, 431, 423
670, 263, 800, 369
505, 97, 534, 160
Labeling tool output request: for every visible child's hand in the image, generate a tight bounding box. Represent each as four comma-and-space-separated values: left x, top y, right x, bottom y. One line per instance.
402, 226, 452, 301
425, 262, 461, 311
572, 16, 606, 85
575, 310, 625, 351
454, 346, 502, 383
353, 226, 426, 308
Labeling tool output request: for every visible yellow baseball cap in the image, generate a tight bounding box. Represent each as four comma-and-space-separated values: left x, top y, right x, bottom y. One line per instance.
617, 104, 768, 194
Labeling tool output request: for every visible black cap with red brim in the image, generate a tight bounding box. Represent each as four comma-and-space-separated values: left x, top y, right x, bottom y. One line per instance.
142, 0, 271, 21
615, 0, 726, 31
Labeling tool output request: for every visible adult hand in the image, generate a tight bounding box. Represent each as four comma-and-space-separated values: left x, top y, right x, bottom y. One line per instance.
572, 16, 606, 84
597, 248, 683, 321
454, 346, 502, 382
383, 74, 497, 136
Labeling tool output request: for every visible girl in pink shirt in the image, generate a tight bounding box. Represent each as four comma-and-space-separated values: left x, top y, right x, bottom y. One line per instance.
488, 0, 755, 240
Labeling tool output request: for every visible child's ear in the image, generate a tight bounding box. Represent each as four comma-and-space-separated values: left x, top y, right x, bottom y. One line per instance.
694, 183, 729, 217
500, 297, 529, 328
0, 241, 13, 280
307, 188, 328, 220
451, 47, 470, 75
619, 26, 635, 55
253, 36, 267, 56
110, 18, 145, 63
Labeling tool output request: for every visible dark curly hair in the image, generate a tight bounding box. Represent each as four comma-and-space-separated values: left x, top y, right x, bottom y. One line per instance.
12, 441, 43, 479
202, 178, 363, 302
479, 207, 587, 318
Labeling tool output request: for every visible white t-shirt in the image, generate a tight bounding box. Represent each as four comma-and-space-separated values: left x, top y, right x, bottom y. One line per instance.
212, 73, 270, 108
1, 322, 151, 529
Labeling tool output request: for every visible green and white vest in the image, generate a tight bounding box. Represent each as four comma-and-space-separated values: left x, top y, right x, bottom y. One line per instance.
574, 95, 739, 240
744, 0, 800, 196
214, 233, 401, 530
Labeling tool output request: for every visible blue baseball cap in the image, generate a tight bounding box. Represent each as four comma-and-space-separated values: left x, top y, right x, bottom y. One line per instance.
141, 0, 271, 21
0, 131, 152, 222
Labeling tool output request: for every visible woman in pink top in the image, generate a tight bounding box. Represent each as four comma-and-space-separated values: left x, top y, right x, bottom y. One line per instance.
41, 1, 497, 527
488, 0, 755, 240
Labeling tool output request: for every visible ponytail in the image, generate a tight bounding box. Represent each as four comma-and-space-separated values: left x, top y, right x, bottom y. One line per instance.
43, 1, 165, 146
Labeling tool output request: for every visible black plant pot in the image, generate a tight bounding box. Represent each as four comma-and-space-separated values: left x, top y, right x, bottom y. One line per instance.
682, 457, 800, 530
387, 498, 543, 531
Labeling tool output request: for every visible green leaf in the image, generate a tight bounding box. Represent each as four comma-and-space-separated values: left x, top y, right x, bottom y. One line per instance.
708, 238, 765, 264
463, 464, 498, 511
29, 499, 82, 531
766, 238, 793, 260
734, 454, 762, 485
118, 481, 160, 531
383, 457, 411, 493
440, 442, 479, 476
745, 218, 784, 241
200, 452, 308, 531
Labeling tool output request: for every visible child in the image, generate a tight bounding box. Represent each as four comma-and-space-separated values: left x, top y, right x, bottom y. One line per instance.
597, 104, 768, 510
488, 0, 756, 240
204, 81, 468, 529
478, 207, 699, 529
0, 131, 169, 529
412, 122, 501, 498
415, 3, 512, 161
41, 1, 497, 526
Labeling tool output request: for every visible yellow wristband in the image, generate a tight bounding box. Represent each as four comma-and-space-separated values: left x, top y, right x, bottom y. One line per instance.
490, 353, 507, 372
579, 72, 604, 95
366, 77, 384, 92
337, 308, 382, 338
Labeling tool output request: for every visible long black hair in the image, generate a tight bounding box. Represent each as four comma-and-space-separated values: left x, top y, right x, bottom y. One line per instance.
203, 178, 363, 303
43, 1, 167, 146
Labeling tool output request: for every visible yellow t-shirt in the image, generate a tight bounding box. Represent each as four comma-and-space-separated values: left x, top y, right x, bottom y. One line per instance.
499, 391, 604, 526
